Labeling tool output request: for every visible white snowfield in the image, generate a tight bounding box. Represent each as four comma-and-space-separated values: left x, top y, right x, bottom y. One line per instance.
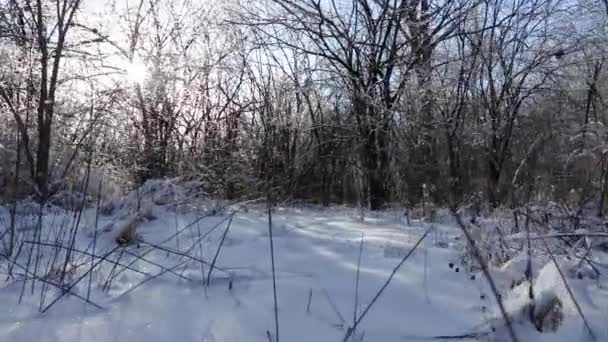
0, 199, 607, 342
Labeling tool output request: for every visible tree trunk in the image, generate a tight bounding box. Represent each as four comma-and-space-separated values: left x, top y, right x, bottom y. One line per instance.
364, 123, 389, 210
487, 157, 501, 209
36, 119, 52, 197
354, 91, 390, 210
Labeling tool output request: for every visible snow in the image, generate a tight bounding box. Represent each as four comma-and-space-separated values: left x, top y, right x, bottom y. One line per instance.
1, 189, 607, 342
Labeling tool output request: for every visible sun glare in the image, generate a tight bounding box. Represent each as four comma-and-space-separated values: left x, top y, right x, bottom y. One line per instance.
125, 59, 148, 84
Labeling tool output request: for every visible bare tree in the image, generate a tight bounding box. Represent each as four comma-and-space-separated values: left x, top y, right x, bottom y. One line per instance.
467, 0, 571, 208
241, 0, 475, 209
0, 0, 83, 198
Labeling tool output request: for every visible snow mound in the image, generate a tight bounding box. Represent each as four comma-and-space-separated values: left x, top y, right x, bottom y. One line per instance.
491, 257, 608, 342
490, 253, 545, 290
100, 178, 216, 217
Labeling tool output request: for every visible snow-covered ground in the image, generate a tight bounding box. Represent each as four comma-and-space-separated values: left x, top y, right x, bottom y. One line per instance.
1, 186, 607, 342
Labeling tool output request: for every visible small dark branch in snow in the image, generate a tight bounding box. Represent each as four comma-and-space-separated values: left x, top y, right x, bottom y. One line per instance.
267, 195, 280, 342
322, 287, 346, 325
207, 214, 234, 285
540, 237, 597, 341
195, 220, 207, 290
524, 207, 536, 328
116, 259, 191, 299
110, 211, 233, 282
423, 245, 430, 303
113, 214, 237, 297
572, 245, 601, 277
0, 254, 103, 310
39, 239, 58, 310
353, 234, 364, 327
121, 249, 194, 282
343, 226, 432, 342
173, 211, 228, 242
41, 245, 121, 313
6, 239, 25, 281
59, 160, 92, 287
137, 240, 227, 273
103, 249, 125, 292
306, 288, 313, 314
19, 201, 44, 304
32, 200, 46, 295
23, 240, 152, 278
401, 330, 491, 340
450, 211, 520, 342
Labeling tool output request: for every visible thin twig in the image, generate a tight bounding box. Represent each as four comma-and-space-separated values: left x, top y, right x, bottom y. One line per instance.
343, 226, 432, 342
31, 201, 45, 295
207, 215, 234, 285
0, 254, 103, 310
322, 287, 346, 325
268, 197, 280, 342
353, 234, 364, 327
115, 259, 191, 299
306, 288, 313, 314
137, 240, 227, 272
59, 161, 92, 286
120, 248, 194, 281
400, 330, 491, 340
103, 249, 125, 292
41, 245, 120, 313
6, 239, 25, 281
196, 219, 207, 292
113, 214, 239, 297
22, 240, 151, 277
108, 211, 233, 282
19, 202, 43, 304
524, 207, 536, 328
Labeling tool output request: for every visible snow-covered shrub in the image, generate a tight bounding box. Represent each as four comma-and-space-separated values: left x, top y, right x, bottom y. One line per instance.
100, 177, 214, 220
458, 219, 515, 272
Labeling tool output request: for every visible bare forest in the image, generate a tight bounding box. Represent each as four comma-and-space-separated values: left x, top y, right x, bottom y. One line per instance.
2, 1, 608, 342
1, 0, 606, 213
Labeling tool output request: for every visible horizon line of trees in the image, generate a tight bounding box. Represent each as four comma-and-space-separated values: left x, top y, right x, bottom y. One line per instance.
1, 0, 608, 214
